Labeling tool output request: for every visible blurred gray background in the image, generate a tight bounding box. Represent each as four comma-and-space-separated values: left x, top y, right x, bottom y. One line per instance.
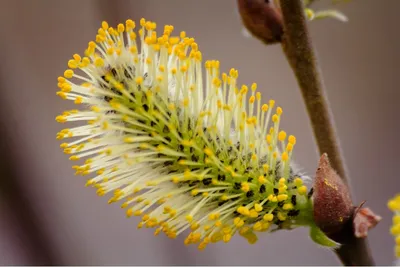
0, 0, 398, 265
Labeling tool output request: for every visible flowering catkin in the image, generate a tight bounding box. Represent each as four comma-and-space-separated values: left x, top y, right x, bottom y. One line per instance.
389, 195, 400, 258
56, 18, 313, 249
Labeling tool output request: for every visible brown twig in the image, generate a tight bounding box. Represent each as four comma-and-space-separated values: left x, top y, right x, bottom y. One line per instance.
278, 0, 374, 265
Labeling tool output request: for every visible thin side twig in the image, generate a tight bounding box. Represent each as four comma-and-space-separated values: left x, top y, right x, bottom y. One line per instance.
278, 0, 374, 265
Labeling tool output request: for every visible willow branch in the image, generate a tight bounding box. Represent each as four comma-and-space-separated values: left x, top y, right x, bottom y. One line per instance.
278, 0, 374, 265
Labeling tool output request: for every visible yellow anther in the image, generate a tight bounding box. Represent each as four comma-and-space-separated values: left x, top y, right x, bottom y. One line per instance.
240, 85, 248, 94
125, 19, 135, 30
129, 32, 137, 41
185, 215, 193, 222
249, 209, 258, 218
298, 185, 308, 195
268, 194, 277, 202
72, 54, 81, 62
258, 175, 266, 184
391, 224, 400, 235
388, 200, 400, 211
135, 76, 143, 85
253, 221, 262, 231
169, 36, 180, 45
180, 65, 187, 72
234, 217, 241, 226
60, 143, 68, 148
261, 104, 268, 112
262, 165, 269, 174
263, 214, 274, 222
68, 59, 78, 69
283, 203, 294, 210
272, 114, 279, 123
241, 182, 250, 193
61, 83, 71, 92
294, 178, 303, 186
64, 69, 74, 78
101, 21, 109, 30
254, 203, 263, 212
279, 185, 287, 194
237, 206, 250, 216
222, 234, 232, 243
288, 135, 297, 145
276, 107, 283, 115
145, 57, 152, 65
204, 148, 213, 156
74, 96, 83, 104
80, 57, 90, 67
69, 155, 80, 161
251, 83, 257, 91
277, 212, 287, 221
279, 178, 286, 184
286, 143, 293, 151
269, 127, 274, 134
94, 57, 104, 67
183, 97, 189, 107
393, 215, 400, 224
239, 226, 250, 235
133, 210, 143, 216
269, 99, 275, 108
249, 96, 255, 104
278, 131, 287, 142
277, 194, 288, 202
88, 41, 96, 49
96, 34, 105, 43
117, 23, 125, 33
190, 222, 200, 231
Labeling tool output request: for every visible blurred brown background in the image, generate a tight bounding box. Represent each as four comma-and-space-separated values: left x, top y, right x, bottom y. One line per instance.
0, 0, 398, 265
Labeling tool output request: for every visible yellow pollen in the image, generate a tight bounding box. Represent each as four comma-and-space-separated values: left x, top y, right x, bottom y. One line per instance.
277, 194, 288, 201
283, 203, 294, 210
288, 135, 297, 145
64, 69, 74, 78
249, 209, 258, 218
262, 104, 268, 112
277, 212, 287, 221
258, 175, 266, 184
241, 182, 250, 192
298, 185, 308, 195
269, 99, 275, 108
294, 178, 303, 186
278, 131, 287, 141
268, 194, 277, 202
249, 96, 255, 104
263, 214, 274, 222
135, 76, 143, 85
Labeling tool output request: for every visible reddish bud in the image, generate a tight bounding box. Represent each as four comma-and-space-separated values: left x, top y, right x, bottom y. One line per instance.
312, 153, 353, 239
237, 0, 284, 44
312, 153, 381, 243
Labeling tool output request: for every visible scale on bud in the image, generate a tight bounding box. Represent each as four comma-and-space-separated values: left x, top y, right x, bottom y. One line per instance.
311, 153, 381, 245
